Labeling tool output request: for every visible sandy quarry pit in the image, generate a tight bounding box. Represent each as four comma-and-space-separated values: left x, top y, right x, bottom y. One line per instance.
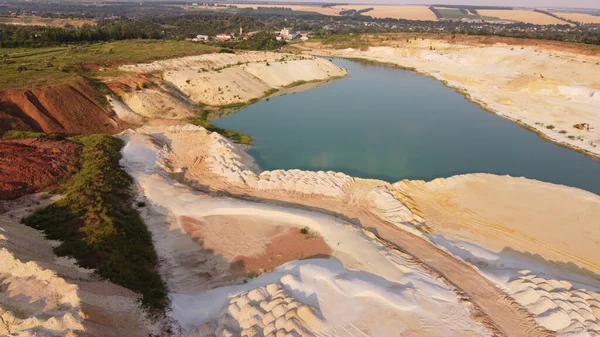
119, 129, 501, 337
300, 39, 600, 159
124, 124, 600, 337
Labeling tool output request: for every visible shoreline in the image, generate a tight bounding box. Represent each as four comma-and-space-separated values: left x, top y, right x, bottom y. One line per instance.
304, 46, 600, 160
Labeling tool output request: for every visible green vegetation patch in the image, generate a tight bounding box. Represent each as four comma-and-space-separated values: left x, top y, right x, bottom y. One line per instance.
2, 130, 49, 139
0, 40, 218, 89
190, 111, 252, 145
22, 134, 168, 312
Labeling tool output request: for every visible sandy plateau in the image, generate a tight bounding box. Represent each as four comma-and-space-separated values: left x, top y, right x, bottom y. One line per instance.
302, 39, 600, 158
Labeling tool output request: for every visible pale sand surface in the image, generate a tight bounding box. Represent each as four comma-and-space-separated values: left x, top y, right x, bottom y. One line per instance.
552, 12, 600, 24
304, 41, 600, 158
396, 173, 600, 277
120, 130, 495, 336
478, 10, 570, 25
136, 123, 600, 336
126, 125, 556, 337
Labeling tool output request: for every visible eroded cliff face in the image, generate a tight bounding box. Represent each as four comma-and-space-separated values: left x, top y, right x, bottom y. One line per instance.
0, 138, 81, 200
0, 81, 122, 135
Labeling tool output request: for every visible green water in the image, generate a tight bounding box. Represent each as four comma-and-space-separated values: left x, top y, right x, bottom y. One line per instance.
214, 58, 600, 196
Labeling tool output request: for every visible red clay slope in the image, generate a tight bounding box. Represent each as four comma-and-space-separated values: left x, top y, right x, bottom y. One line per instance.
0, 138, 81, 200
0, 81, 123, 135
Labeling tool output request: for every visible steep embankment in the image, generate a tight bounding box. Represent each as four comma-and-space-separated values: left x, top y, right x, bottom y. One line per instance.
302, 38, 600, 158
0, 137, 81, 200
118, 51, 347, 108
0, 81, 122, 135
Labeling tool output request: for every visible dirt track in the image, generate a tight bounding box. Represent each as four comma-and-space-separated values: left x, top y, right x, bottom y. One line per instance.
199, 176, 555, 337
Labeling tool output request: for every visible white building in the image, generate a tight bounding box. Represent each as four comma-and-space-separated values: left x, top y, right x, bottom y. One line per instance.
280, 27, 297, 40
196, 34, 209, 41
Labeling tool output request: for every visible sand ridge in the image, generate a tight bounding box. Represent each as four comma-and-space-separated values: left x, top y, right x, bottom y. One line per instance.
134, 123, 600, 336
119, 129, 496, 336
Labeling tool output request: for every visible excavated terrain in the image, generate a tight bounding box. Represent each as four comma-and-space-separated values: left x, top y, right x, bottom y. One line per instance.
0, 138, 80, 200
0, 81, 122, 135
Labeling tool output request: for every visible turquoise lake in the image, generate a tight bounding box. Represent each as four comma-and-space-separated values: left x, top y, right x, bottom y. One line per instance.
214, 58, 600, 196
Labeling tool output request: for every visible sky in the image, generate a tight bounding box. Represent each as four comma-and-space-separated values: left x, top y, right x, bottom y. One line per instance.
277, 0, 600, 9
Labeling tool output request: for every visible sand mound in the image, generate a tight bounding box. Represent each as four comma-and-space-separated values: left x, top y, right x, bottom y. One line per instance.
0, 195, 159, 337
396, 173, 600, 276
0, 138, 80, 200
135, 124, 357, 199
190, 282, 325, 337
506, 271, 600, 336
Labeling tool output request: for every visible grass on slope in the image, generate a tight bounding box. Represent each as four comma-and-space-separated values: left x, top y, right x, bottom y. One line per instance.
0, 40, 218, 90
22, 134, 168, 312
190, 110, 252, 145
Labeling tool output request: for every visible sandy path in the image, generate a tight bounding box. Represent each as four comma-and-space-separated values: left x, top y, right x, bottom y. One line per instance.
194, 180, 555, 337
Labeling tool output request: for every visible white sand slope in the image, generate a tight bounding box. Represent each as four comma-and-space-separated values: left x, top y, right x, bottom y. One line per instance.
120, 52, 347, 107
118, 129, 493, 337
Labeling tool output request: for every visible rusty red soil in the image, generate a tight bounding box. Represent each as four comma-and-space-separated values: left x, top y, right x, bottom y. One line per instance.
0, 138, 81, 200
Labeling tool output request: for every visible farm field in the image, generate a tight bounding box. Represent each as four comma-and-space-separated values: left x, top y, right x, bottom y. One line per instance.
188, 4, 438, 21
551, 12, 600, 24
477, 9, 570, 25
0, 40, 217, 89
0, 15, 95, 27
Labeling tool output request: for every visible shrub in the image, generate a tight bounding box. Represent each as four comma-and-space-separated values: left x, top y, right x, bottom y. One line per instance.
559, 130, 567, 134
137, 201, 146, 208
3, 130, 48, 139
141, 82, 149, 89
22, 135, 168, 312
546, 125, 555, 130
300, 227, 309, 235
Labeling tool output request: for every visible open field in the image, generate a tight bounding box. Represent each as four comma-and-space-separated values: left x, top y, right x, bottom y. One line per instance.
190, 4, 438, 21
0, 15, 96, 27
551, 12, 600, 24
477, 9, 570, 25
0, 40, 218, 89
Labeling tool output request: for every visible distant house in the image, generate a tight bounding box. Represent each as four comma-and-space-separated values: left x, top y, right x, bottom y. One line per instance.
196, 34, 209, 41
215, 33, 233, 41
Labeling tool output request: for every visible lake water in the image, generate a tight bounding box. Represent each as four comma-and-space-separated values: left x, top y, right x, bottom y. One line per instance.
214, 58, 600, 196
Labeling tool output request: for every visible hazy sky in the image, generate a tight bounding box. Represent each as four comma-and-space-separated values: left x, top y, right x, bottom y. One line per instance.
276, 0, 599, 9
